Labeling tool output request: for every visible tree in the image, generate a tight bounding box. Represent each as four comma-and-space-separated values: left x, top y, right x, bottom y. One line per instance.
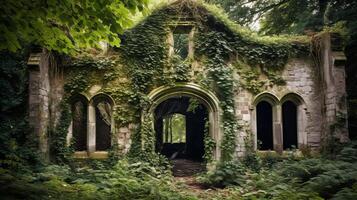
260, 0, 357, 35
206, 0, 292, 27
207, 0, 356, 36
0, 0, 148, 54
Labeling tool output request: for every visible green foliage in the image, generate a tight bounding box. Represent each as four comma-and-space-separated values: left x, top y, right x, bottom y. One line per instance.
64, 56, 118, 94
193, 27, 239, 161
234, 61, 266, 94
70, 57, 116, 70
0, 0, 148, 53
64, 71, 89, 94
0, 51, 42, 172
203, 121, 216, 163
196, 140, 357, 199
61, 1, 310, 164
198, 160, 246, 188
260, 0, 357, 36
2, 1, 357, 199
49, 102, 74, 163
120, 6, 170, 93
169, 55, 191, 82
0, 159, 195, 200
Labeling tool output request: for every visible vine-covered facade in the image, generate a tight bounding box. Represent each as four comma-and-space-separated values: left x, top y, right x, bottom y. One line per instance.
27, 1, 348, 163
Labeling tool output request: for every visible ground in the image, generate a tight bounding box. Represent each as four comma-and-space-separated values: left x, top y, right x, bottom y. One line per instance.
1, 141, 357, 200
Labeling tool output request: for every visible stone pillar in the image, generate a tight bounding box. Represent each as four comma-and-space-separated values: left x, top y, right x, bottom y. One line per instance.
274, 105, 283, 154
319, 32, 349, 142
88, 104, 96, 153
28, 50, 50, 160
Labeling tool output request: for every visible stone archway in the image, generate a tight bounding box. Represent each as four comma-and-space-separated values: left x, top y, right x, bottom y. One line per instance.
147, 83, 222, 161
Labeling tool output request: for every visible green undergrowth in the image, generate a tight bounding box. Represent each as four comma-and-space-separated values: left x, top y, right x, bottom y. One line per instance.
0, 158, 196, 200
2, 141, 357, 200
197, 140, 357, 200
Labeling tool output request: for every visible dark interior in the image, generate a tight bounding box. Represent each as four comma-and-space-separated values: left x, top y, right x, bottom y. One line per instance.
154, 97, 208, 161
282, 101, 298, 149
256, 101, 274, 150
72, 100, 88, 151
95, 101, 112, 151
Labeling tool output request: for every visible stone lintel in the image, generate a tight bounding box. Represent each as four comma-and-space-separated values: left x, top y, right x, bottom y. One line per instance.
27, 53, 42, 68
332, 51, 347, 67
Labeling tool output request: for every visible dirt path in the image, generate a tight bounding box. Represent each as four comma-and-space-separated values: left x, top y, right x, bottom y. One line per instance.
171, 159, 238, 199
172, 159, 206, 177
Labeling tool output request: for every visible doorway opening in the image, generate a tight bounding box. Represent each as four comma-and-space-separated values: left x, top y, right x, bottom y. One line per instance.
154, 96, 208, 176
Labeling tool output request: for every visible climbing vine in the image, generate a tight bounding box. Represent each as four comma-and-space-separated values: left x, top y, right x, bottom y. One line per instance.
203, 120, 215, 163
49, 100, 74, 163
59, 0, 310, 163
195, 30, 239, 161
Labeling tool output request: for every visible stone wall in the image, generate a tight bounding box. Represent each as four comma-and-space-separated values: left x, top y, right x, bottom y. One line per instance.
233, 33, 349, 157
282, 58, 323, 148
319, 33, 349, 142
28, 51, 49, 160
28, 33, 349, 160
28, 50, 64, 161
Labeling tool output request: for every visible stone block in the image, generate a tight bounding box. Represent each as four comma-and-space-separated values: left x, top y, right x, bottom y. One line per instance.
242, 114, 250, 121
119, 127, 129, 133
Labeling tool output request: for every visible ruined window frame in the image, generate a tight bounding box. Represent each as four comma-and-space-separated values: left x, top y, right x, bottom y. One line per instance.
167, 23, 195, 60
252, 92, 307, 154
68, 93, 115, 159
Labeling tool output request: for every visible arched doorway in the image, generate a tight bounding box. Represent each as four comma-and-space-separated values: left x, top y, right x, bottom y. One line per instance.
154, 96, 208, 161
147, 83, 221, 175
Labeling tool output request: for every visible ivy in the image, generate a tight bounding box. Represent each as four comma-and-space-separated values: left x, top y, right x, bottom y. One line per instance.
234, 61, 286, 94
169, 55, 190, 82
61, 1, 311, 164
203, 121, 215, 163
63, 71, 89, 94
49, 101, 74, 164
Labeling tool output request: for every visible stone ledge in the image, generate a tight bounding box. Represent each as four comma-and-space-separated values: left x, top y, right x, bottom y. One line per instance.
73, 151, 109, 159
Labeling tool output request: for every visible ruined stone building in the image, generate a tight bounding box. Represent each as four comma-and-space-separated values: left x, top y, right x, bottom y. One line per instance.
27, 1, 349, 163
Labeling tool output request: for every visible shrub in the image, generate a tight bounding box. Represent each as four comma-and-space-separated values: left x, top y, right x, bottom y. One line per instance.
260, 152, 283, 169
197, 160, 246, 188
243, 152, 262, 172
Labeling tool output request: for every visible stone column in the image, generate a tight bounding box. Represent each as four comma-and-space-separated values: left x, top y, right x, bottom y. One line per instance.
273, 105, 283, 154
28, 51, 50, 161
319, 33, 349, 142
87, 104, 96, 153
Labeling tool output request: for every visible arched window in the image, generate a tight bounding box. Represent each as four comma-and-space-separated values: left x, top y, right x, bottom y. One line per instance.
93, 97, 113, 151
256, 101, 274, 150
71, 95, 88, 151
282, 101, 298, 149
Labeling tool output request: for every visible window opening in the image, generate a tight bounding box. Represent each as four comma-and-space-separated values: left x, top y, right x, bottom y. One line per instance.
72, 101, 87, 151
282, 101, 298, 149
256, 101, 274, 150
173, 33, 189, 59
95, 101, 112, 151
